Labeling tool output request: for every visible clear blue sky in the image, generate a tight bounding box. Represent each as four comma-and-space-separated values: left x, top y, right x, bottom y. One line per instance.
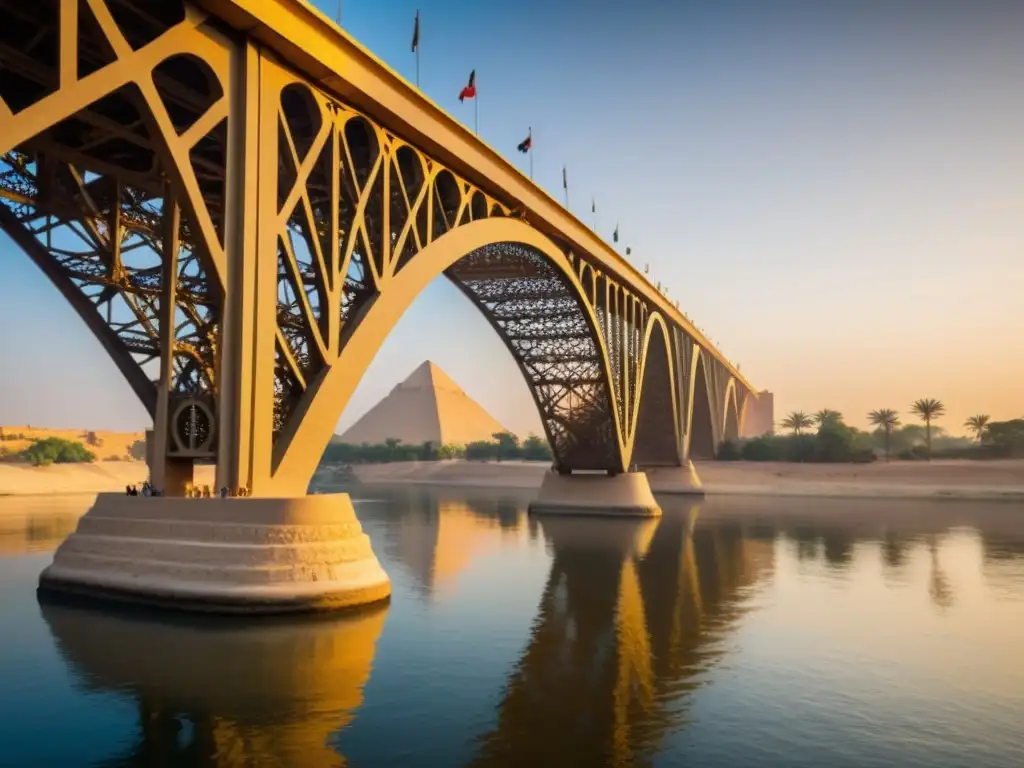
1, 0, 1022, 436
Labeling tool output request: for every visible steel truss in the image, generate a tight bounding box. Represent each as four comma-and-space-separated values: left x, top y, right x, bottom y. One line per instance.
0, 0, 747, 492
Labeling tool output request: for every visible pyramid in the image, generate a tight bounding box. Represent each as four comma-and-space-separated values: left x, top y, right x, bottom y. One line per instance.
338, 361, 510, 446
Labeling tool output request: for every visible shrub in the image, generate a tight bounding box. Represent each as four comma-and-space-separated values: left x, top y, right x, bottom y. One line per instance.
717, 439, 741, 461
321, 434, 552, 464
740, 435, 783, 461
20, 437, 96, 467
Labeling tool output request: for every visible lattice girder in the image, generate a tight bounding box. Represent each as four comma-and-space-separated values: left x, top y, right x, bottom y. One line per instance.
0, 0, 751, 494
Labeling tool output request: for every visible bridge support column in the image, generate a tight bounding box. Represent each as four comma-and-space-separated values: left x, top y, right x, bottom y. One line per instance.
529, 471, 662, 517
38, 493, 391, 614
644, 461, 705, 496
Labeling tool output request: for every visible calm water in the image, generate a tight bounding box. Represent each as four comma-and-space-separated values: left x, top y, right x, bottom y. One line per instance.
1, 490, 1023, 767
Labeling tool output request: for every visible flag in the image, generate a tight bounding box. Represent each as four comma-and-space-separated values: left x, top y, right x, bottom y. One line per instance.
411, 11, 419, 52
459, 70, 476, 102
613, 224, 619, 243
562, 166, 568, 190
626, 246, 632, 256
591, 198, 596, 213
517, 129, 532, 153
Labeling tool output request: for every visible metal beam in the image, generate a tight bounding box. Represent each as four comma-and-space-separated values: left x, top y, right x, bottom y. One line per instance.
0, 204, 157, 414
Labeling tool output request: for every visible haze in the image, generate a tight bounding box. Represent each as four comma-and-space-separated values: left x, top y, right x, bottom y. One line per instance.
1, 0, 1020, 436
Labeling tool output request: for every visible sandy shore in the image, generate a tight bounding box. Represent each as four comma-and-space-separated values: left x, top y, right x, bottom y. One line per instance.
0, 461, 216, 499
345, 459, 1024, 502
3, 458, 1022, 503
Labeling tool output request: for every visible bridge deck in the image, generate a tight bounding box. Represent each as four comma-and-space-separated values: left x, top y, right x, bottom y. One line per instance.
195, 0, 755, 396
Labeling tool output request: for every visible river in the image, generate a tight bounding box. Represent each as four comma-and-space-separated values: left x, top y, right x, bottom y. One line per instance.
1, 490, 1022, 767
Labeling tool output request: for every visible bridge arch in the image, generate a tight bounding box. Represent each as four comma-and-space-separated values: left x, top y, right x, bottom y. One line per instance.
688, 350, 716, 461
722, 379, 740, 444
272, 217, 626, 495
627, 314, 681, 468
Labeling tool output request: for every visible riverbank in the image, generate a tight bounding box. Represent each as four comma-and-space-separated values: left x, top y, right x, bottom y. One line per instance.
0, 462, 216, 498
2, 458, 1022, 502
343, 459, 1024, 501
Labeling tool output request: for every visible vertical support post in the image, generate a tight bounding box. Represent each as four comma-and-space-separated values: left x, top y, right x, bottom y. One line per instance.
150, 195, 193, 495
216, 41, 263, 495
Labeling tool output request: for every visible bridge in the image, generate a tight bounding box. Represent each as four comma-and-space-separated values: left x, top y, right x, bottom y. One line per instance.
3, 0, 755, 611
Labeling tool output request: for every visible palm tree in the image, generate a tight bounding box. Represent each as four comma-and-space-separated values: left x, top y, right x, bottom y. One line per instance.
910, 399, 945, 460
781, 411, 813, 435
867, 408, 900, 462
964, 414, 990, 443
813, 409, 843, 429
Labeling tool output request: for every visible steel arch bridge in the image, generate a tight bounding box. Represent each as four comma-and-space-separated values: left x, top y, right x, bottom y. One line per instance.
0, 0, 755, 497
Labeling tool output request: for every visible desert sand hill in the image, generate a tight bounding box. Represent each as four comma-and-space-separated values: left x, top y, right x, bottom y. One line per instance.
0, 425, 146, 461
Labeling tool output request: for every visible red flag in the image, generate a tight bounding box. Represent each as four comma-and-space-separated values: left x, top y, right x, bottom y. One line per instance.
459, 69, 476, 102
517, 130, 532, 153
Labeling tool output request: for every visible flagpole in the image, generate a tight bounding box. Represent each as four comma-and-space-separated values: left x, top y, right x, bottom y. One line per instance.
474, 90, 479, 136
336, 0, 341, 26
529, 127, 533, 180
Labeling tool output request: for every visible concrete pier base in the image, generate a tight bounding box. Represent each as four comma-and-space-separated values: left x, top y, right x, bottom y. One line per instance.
528, 471, 662, 517
38, 493, 391, 614
644, 462, 705, 496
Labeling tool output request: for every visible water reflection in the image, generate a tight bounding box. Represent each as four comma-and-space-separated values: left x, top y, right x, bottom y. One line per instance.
359, 488, 536, 599
6, 491, 1024, 767
470, 502, 774, 766
0, 495, 93, 554
39, 598, 388, 767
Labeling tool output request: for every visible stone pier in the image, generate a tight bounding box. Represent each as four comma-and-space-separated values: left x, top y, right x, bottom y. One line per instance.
38, 494, 391, 614
644, 462, 706, 496
528, 471, 662, 517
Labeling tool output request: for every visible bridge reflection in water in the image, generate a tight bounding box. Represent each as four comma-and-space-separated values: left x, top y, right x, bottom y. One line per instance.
39, 599, 387, 767
469, 499, 774, 767
34, 492, 777, 766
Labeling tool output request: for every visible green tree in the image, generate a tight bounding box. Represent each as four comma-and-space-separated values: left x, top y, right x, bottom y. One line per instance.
128, 439, 147, 461
384, 437, 402, 461
437, 443, 465, 460
781, 411, 813, 435
964, 414, 990, 443
986, 419, 1024, 457
813, 409, 844, 430
867, 408, 900, 462
520, 434, 553, 461
466, 440, 499, 461
910, 398, 945, 460
491, 431, 520, 461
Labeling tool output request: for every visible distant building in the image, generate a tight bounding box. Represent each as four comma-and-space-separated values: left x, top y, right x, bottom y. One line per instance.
337, 360, 510, 446
741, 390, 775, 438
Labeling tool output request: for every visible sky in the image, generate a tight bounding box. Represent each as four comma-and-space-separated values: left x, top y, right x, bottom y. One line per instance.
1, 0, 1022, 437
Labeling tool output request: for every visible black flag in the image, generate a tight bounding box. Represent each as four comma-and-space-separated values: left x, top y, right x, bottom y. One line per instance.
411, 10, 419, 52
626, 246, 632, 256
562, 166, 567, 190
613, 224, 619, 243
591, 198, 596, 213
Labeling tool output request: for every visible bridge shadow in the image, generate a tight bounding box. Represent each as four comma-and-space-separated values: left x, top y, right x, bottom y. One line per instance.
37, 596, 388, 767
468, 498, 774, 766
